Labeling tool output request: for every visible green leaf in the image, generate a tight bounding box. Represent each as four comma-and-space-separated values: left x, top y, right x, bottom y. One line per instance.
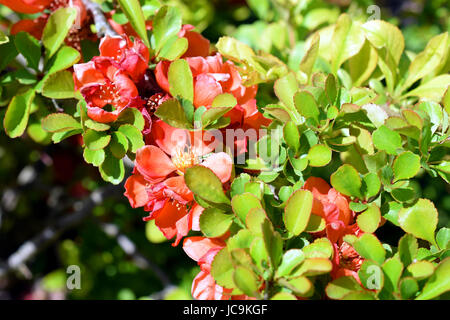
231, 193, 263, 223
399, 277, 419, 300
402, 32, 448, 90
117, 0, 150, 48
398, 199, 438, 246
233, 266, 260, 298
284, 276, 313, 297
283, 121, 300, 152
216, 36, 255, 63
117, 124, 144, 153
157, 36, 188, 61
274, 73, 297, 111
304, 214, 326, 233
357, 203, 381, 233
42, 7, 77, 58
83, 148, 105, 167
85, 119, 111, 132
436, 228, 450, 250
184, 165, 230, 205
294, 91, 319, 125
154, 98, 191, 129
211, 248, 235, 288
228, 230, 253, 250
245, 208, 267, 235
398, 234, 418, 266
330, 164, 362, 198
27, 121, 51, 145
358, 260, 384, 291
0, 40, 18, 72
51, 129, 83, 143
271, 292, 297, 300
299, 33, 320, 80
116, 108, 145, 131
212, 93, 237, 108
46, 46, 81, 75
326, 276, 363, 300
403, 74, 450, 101
302, 238, 333, 259
380, 257, 403, 297
42, 70, 75, 99
416, 258, 450, 300
83, 130, 111, 151
37, 46, 80, 92
372, 125, 402, 155
407, 261, 435, 280
99, 152, 125, 185
283, 189, 313, 236
199, 208, 233, 237
168, 59, 194, 102
331, 14, 365, 74
262, 219, 283, 270
0, 30, 8, 44
362, 172, 381, 199
145, 220, 167, 244
14, 32, 41, 70
393, 151, 421, 182
109, 131, 129, 158
201, 106, 233, 128
307, 144, 332, 167
341, 291, 376, 300
276, 249, 305, 278
353, 233, 386, 265
4, 89, 35, 138
153, 6, 182, 52
230, 173, 251, 197
362, 20, 404, 91
293, 258, 332, 277
348, 40, 378, 86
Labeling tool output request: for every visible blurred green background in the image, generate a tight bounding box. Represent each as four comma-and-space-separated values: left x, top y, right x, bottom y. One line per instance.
0, 0, 448, 299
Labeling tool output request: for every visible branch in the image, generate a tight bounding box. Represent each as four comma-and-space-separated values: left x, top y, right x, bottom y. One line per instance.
82, 0, 118, 37
0, 184, 122, 279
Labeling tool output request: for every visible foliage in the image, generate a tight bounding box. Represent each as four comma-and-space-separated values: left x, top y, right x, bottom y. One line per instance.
0, 0, 448, 300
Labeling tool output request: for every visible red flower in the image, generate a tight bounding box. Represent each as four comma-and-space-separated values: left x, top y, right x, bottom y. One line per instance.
182, 237, 232, 300
124, 120, 233, 245
73, 57, 143, 123
0, 0, 52, 14
155, 53, 257, 109
108, 21, 209, 59
99, 35, 150, 82
8, 0, 90, 50
178, 24, 210, 58
10, 15, 48, 39
303, 177, 364, 282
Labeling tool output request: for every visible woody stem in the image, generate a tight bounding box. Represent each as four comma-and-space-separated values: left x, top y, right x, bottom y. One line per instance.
82, 0, 118, 37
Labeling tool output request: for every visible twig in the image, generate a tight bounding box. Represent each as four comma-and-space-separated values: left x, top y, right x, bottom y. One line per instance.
81, 0, 118, 37
98, 222, 172, 288
0, 184, 121, 279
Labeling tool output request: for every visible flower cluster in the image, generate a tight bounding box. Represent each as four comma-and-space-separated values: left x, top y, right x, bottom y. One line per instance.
2, 0, 91, 49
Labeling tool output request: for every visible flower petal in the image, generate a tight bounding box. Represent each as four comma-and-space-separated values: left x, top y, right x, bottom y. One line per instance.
0, 0, 51, 14
182, 236, 225, 262
124, 173, 148, 208
152, 120, 190, 156
154, 200, 190, 245
193, 74, 223, 108
135, 145, 176, 182
191, 271, 227, 300
201, 152, 233, 183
